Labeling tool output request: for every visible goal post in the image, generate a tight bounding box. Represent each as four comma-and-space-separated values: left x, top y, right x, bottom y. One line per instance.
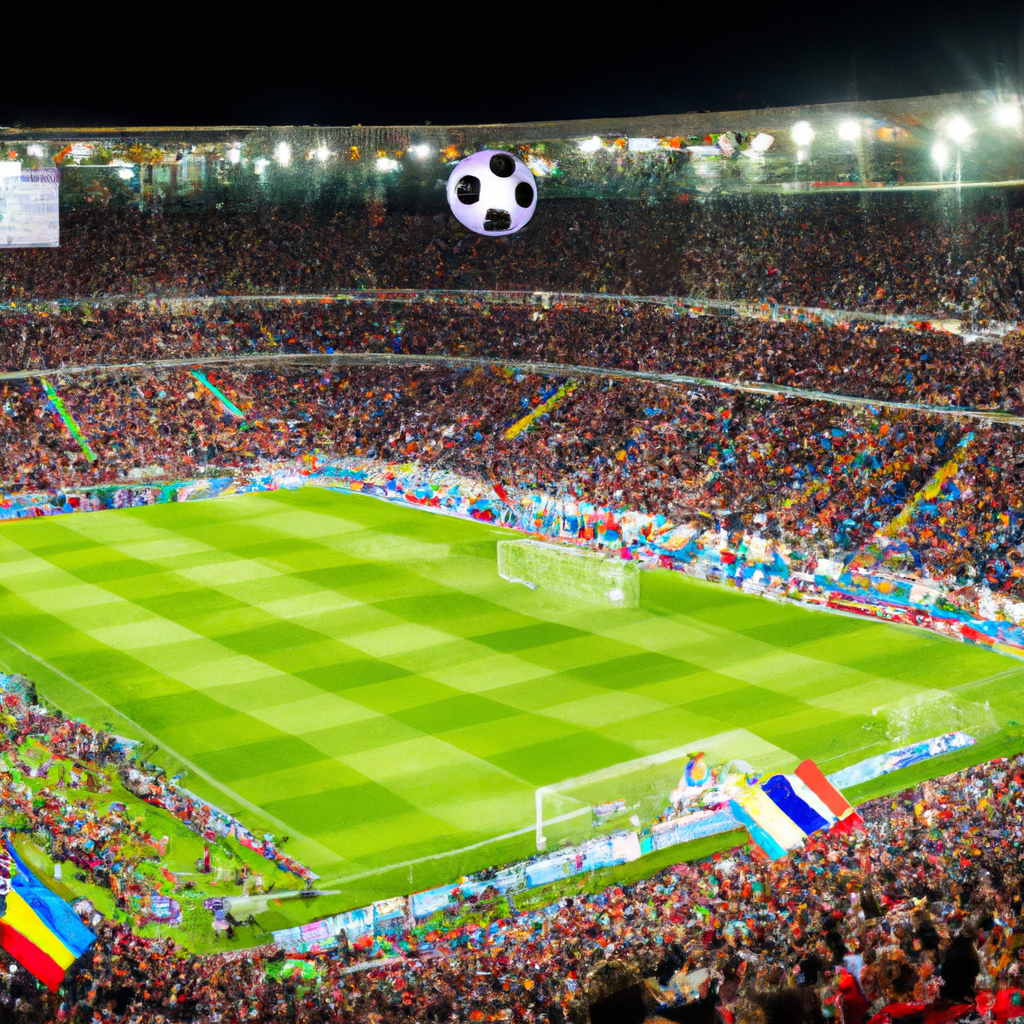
497, 539, 640, 607
534, 729, 795, 850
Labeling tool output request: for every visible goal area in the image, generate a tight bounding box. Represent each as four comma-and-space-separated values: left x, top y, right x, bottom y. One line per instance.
534, 728, 794, 850
497, 539, 640, 608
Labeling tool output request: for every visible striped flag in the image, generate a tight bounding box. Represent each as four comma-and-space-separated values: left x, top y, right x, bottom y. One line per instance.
0, 843, 94, 992
794, 759, 865, 834
727, 759, 865, 860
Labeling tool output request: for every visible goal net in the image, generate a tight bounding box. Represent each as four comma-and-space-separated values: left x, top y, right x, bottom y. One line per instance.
497, 539, 640, 608
534, 728, 794, 850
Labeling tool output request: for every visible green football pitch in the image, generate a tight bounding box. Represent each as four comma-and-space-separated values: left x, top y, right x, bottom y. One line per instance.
1, 486, 1023, 897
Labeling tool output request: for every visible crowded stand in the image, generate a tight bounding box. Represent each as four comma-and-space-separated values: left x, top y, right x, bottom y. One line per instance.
7, 160, 1024, 1024
4, 671, 1024, 1023
10, 360, 1024, 597
3, 299, 1024, 415
3, 194, 1024, 323
0, 365, 958, 537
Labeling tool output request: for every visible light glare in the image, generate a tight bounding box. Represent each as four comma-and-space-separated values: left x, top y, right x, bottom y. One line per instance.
26, 144, 44, 158
410, 143, 432, 159
946, 116, 973, 143
227, 144, 241, 165
274, 142, 291, 166
578, 136, 603, 153
996, 104, 1022, 128
750, 133, 774, 153
376, 156, 400, 172
254, 158, 269, 175
790, 121, 814, 146
931, 141, 950, 168
837, 121, 860, 142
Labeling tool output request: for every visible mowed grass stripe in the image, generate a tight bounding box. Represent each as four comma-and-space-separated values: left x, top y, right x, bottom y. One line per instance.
0, 510, 542, 872
4, 487, 1024, 886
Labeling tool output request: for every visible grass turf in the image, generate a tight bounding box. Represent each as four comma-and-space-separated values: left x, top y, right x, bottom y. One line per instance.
2, 485, 1024, 903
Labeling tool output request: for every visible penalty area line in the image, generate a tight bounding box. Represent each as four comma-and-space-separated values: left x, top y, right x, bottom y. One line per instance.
330, 808, 591, 887
0, 630, 323, 852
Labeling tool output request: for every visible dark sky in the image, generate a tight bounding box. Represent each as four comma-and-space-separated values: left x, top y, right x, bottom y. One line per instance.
5, 3, 1024, 127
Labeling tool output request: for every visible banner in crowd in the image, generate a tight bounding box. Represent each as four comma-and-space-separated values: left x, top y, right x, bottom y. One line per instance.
827, 731, 976, 790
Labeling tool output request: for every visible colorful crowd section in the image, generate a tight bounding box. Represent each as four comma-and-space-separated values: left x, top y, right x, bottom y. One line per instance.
0, 672, 316, 888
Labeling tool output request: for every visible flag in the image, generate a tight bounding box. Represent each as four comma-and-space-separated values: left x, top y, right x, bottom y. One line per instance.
794, 760, 864, 833
0, 843, 94, 992
726, 760, 864, 860
760, 774, 833, 836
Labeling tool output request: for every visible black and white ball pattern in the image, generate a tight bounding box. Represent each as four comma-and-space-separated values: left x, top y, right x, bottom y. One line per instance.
446, 150, 537, 236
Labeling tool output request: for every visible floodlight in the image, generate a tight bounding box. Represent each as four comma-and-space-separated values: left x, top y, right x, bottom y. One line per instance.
995, 104, 1023, 128
410, 143, 432, 159
376, 156, 400, 172
274, 142, 291, 166
227, 144, 241, 165
750, 133, 774, 152
931, 141, 950, 168
578, 136, 603, 153
315, 145, 331, 162
791, 121, 814, 146
946, 116, 973, 143
837, 121, 860, 142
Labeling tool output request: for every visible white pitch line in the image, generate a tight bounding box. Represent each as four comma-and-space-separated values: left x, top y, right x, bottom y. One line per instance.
0, 629, 323, 851
326, 808, 592, 887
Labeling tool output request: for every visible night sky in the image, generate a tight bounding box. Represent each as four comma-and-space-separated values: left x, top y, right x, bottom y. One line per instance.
4, 3, 1024, 127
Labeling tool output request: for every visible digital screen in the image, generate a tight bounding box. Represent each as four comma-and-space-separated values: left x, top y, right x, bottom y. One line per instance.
0, 165, 59, 247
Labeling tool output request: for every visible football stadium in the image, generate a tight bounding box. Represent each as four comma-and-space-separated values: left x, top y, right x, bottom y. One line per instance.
5, 91, 1024, 1022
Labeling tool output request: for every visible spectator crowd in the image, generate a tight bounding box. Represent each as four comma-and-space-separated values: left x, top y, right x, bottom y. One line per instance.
5, 189, 1024, 1021
4, 357, 1024, 598
3, 299, 1024, 413
3, 192, 1024, 323
4, 676, 1024, 1024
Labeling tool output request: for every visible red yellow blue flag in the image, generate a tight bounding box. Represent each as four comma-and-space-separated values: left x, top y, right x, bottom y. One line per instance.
0, 842, 94, 992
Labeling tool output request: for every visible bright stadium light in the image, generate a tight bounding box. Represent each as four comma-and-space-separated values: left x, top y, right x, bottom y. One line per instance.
837, 120, 860, 141
274, 142, 291, 166
750, 132, 774, 152
376, 156, 400, 172
946, 116, 973, 143
931, 141, 950, 169
410, 143, 432, 159
227, 144, 241, 165
995, 104, 1023, 128
791, 121, 814, 146
315, 145, 331, 162
578, 136, 604, 153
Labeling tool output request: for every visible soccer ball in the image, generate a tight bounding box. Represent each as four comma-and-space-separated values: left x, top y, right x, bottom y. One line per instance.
446, 150, 537, 236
